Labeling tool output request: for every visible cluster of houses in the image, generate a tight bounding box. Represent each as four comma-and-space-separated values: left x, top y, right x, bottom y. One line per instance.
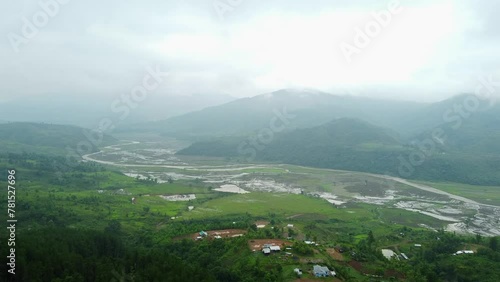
383, 246, 475, 260
196, 231, 223, 240
382, 249, 411, 260
262, 244, 281, 255
293, 265, 336, 278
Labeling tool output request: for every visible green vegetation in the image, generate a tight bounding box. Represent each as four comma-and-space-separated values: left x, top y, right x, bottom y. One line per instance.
0, 122, 117, 155
2, 152, 500, 281
178, 118, 500, 186
416, 181, 500, 206
2, 116, 500, 281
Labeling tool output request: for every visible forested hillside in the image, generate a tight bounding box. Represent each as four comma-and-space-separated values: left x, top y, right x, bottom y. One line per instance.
178, 117, 500, 185
0, 122, 117, 155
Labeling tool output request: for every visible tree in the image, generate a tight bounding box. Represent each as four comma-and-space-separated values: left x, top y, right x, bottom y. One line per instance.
167, 177, 174, 184
490, 236, 498, 251
475, 233, 482, 243
105, 220, 122, 233
367, 230, 375, 246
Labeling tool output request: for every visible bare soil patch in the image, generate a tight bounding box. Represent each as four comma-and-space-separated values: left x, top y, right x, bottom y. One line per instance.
348, 260, 364, 272
326, 248, 344, 261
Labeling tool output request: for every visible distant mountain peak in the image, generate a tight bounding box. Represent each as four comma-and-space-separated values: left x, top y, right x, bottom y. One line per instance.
257, 88, 331, 101
273, 88, 327, 95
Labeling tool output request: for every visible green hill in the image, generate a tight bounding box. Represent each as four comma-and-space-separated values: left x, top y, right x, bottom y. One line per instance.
178, 118, 407, 172
179, 116, 500, 185
0, 122, 117, 156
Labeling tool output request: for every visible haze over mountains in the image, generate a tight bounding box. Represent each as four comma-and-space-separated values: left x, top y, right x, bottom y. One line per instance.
123, 89, 423, 137
0, 93, 235, 128
124, 88, 498, 142
165, 88, 500, 185
3, 1, 500, 280
0, 122, 116, 155
2, 88, 499, 185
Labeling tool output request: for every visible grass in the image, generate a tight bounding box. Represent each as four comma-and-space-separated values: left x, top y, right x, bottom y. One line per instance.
185, 192, 353, 219
8, 154, 488, 282
7, 153, 489, 239
377, 207, 445, 229
416, 181, 500, 206
182, 192, 446, 235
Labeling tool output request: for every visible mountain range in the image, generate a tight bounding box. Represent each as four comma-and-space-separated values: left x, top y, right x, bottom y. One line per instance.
171, 89, 500, 185
125, 89, 498, 142
3, 89, 499, 185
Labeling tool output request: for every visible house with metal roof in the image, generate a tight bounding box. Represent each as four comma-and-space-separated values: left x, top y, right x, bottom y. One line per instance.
313, 265, 331, 277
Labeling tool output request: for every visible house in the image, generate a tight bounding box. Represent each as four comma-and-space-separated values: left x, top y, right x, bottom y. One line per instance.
313, 265, 331, 277
381, 249, 396, 260
454, 250, 474, 255
199, 231, 208, 237
401, 253, 409, 260
262, 248, 271, 255
270, 245, 281, 252
293, 268, 302, 276
414, 244, 422, 247
287, 224, 294, 228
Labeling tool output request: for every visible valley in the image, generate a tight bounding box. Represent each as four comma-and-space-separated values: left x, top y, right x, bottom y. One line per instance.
2, 122, 500, 281
83, 140, 500, 236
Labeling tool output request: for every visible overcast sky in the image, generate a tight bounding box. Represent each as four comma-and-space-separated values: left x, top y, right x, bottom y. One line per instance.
1, 0, 499, 103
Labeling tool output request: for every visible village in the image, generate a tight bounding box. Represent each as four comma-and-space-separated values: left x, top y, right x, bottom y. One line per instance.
188, 221, 343, 279
179, 218, 482, 281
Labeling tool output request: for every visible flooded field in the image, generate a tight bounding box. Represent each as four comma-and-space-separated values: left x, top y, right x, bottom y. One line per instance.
84, 141, 500, 236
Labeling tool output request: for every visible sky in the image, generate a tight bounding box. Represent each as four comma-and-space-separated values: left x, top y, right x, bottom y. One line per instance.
1, 0, 499, 103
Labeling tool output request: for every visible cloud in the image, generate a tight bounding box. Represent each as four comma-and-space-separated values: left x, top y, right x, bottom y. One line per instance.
0, 0, 498, 103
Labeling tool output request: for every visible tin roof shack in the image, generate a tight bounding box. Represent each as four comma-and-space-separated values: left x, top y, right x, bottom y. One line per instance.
381, 249, 396, 260
313, 265, 335, 277
454, 250, 474, 255
269, 245, 281, 252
